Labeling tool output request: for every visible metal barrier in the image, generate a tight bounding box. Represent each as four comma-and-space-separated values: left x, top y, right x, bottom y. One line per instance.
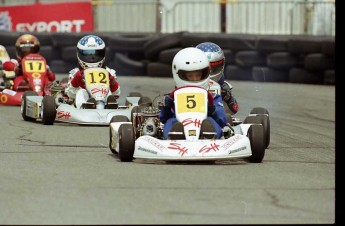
0, 0, 335, 35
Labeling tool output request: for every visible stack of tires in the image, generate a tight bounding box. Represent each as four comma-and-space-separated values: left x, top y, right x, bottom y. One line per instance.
0, 31, 334, 85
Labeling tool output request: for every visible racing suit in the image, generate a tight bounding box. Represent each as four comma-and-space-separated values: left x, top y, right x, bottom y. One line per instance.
65, 66, 120, 109
159, 87, 227, 140
2, 57, 55, 90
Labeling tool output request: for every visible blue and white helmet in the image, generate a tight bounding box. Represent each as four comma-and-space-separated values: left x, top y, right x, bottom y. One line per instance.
77, 35, 106, 69
196, 42, 225, 83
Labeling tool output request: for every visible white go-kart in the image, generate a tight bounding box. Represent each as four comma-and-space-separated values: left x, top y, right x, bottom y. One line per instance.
109, 86, 269, 163
21, 67, 145, 125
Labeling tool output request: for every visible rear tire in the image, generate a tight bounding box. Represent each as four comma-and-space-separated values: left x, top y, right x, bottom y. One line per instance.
42, 96, 56, 125
109, 115, 130, 154
21, 91, 38, 122
118, 124, 135, 162
247, 124, 265, 163
139, 96, 152, 107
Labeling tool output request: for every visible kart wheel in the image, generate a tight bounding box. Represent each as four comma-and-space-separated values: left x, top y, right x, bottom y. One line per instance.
247, 124, 265, 163
250, 107, 269, 115
128, 92, 143, 97
255, 114, 270, 148
21, 91, 38, 122
244, 114, 270, 149
118, 124, 135, 162
42, 96, 56, 125
139, 96, 152, 107
109, 115, 130, 154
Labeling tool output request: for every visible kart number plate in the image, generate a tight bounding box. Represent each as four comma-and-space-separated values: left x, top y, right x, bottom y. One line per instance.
84, 68, 109, 86
23, 60, 46, 72
176, 93, 206, 114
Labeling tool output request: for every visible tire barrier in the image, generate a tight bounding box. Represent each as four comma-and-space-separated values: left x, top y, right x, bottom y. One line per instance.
0, 31, 334, 85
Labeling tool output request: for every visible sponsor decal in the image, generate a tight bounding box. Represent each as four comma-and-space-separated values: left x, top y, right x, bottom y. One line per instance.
0, 94, 7, 103
32, 73, 42, 79
138, 146, 157, 155
188, 130, 196, 136
0, 2, 93, 32
199, 142, 220, 154
142, 136, 165, 151
182, 118, 201, 128
34, 103, 38, 117
229, 146, 246, 154
91, 87, 107, 95
3, 89, 16, 96
168, 142, 188, 156
57, 111, 71, 120
221, 135, 241, 149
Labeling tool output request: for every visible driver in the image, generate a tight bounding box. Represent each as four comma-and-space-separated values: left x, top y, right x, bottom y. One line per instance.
196, 42, 239, 115
2, 34, 55, 90
65, 34, 120, 109
159, 47, 227, 140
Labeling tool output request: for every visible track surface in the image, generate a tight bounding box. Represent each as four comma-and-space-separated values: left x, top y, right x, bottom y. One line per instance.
0, 75, 335, 224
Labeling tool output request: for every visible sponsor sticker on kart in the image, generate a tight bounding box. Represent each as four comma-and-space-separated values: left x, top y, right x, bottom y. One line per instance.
2, 89, 16, 96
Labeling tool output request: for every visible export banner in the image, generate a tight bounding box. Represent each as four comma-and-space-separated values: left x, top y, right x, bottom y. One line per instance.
0, 2, 93, 32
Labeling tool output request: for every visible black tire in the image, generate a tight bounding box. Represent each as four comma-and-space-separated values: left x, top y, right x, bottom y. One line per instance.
109, 115, 130, 154
21, 91, 38, 122
118, 124, 135, 162
139, 96, 152, 106
42, 96, 56, 125
249, 107, 270, 148
247, 124, 265, 163
250, 107, 269, 115
243, 115, 269, 149
128, 92, 143, 97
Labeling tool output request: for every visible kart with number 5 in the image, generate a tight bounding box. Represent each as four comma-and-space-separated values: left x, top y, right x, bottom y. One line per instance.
109, 86, 268, 163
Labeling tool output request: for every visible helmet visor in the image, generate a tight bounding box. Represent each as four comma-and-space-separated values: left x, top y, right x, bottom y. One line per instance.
17, 45, 39, 58
210, 59, 224, 76
78, 49, 105, 63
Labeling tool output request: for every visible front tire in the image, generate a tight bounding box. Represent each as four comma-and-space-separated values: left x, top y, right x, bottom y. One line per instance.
247, 124, 265, 163
42, 96, 56, 125
243, 115, 270, 149
109, 115, 130, 154
118, 124, 135, 162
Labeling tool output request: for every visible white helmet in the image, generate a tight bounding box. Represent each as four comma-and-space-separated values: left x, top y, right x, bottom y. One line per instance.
172, 47, 210, 89
196, 42, 225, 83
77, 35, 106, 69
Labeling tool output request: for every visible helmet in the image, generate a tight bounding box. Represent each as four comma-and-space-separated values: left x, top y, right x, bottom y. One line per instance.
15, 34, 40, 60
196, 42, 225, 83
172, 47, 210, 89
77, 35, 106, 69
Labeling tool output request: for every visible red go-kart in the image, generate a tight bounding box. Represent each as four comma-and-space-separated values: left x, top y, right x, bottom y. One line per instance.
0, 53, 52, 106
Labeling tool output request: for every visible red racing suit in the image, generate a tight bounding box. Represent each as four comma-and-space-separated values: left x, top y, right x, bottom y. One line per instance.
2, 58, 55, 90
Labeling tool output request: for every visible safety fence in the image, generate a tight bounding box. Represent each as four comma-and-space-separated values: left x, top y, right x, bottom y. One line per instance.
0, 0, 336, 35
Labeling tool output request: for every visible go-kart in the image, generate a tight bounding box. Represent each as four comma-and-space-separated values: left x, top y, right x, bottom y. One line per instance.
21, 67, 148, 125
0, 53, 52, 106
109, 86, 269, 163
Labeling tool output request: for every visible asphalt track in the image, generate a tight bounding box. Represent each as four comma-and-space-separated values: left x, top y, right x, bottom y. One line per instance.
0, 75, 335, 224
